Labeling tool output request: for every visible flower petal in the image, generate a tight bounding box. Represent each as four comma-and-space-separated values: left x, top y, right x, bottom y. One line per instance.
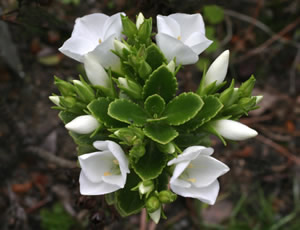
157, 15, 180, 38
107, 141, 130, 174
171, 180, 220, 205
156, 33, 198, 65
149, 207, 161, 224
79, 151, 114, 183
170, 161, 190, 183
103, 12, 124, 40
79, 171, 120, 195
102, 174, 125, 188
89, 34, 121, 70
213, 119, 258, 141
187, 155, 229, 187
59, 36, 95, 62
184, 32, 212, 54
65, 115, 99, 134
169, 13, 205, 41
83, 53, 110, 87
93, 141, 109, 151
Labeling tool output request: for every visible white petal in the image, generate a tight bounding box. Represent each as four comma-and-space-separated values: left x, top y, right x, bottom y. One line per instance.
204, 50, 230, 86
79, 171, 120, 195
89, 35, 121, 71
169, 13, 205, 41
78, 151, 114, 183
171, 178, 191, 188
168, 146, 213, 166
156, 33, 198, 65
255, 95, 263, 104
59, 36, 95, 62
149, 207, 161, 224
171, 180, 220, 205
65, 115, 99, 134
157, 15, 180, 38
136, 12, 145, 29
187, 155, 229, 187
213, 119, 258, 141
83, 53, 110, 87
103, 12, 124, 40
167, 60, 176, 73
93, 141, 108, 151
170, 161, 190, 183
102, 174, 125, 188
184, 32, 212, 54
49, 96, 60, 106
107, 141, 130, 174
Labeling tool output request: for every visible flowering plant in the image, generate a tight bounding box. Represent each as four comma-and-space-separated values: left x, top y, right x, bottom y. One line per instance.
50, 12, 261, 223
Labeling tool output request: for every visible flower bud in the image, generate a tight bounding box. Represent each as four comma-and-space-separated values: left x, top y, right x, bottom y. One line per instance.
138, 60, 152, 79
136, 12, 145, 29
167, 60, 176, 73
204, 50, 229, 87
49, 95, 60, 106
114, 127, 144, 145
146, 196, 160, 213
157, 142, 176, 154
83, 54, 110, 88
117, 77, 142, 99
158, 190, 177, 203
139, 180, 154, 195
73, 79, 95, 103
213, 119, 258, 141
114, 40, 129, 56
54, 76, 75, 96
65, 115, 100, 134
149, 207, 161, 224
255, 95, 263, 104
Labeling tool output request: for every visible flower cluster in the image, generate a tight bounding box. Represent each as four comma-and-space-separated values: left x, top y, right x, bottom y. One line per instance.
50, 12, 261, 223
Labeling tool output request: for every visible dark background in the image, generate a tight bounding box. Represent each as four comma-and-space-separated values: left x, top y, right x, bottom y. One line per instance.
0, 0, 299, 229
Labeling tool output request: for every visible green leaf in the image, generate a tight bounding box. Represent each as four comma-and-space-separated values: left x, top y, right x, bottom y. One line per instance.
121, 15, 138, 40
132, 142, 168, 180
143, 123, 178, 144
108, 99, 148, 126
182, 95, 223, 131
116, 172, 144, 216
144, 94, 166, 117
203, 5, 224, 24
69, 132, 105, 146
238, 75, 256, 98
105, 193, 116, 205
175, 132, 211, 148
143, 65, 177, 102
88, 98, 126, 128
145, 44, 167, 70
163, 92, 204, 126
76, 145, 96, 155
58, 111, 77, 124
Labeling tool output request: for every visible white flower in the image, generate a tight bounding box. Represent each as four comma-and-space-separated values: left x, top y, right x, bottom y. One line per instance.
79, 140, 130, 195
213, 119, 258, 141
83, 53, 110, 88
167, 146, 229, 205
204, 50, 230, 87
59, 13, 124, 70
156, 13, 212, 65
65, 115, 99, 134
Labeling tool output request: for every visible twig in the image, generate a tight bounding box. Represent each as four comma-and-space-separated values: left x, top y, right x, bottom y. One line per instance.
233, 17, 300, 63
163, 210, 188, 228
148, 221, 157, 230
26, 197, 51, 214
220, 15, 233, 47
140, 208, 147, 230
253, 125, 292, 142
27, 146, 77, 168
256, 135, 300, 165
289, 48, 300, 95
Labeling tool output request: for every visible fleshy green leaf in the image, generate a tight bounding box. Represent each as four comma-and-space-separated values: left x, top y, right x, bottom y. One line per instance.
58, 111, 77, 124
144, 94, 165, 117
69, 132, 106, 146
132, 142, 168, 180
175, 132, 211, 148
108, 99, 148, 126
116, 172, 144, 216
143, 123, 178, 144
145, 44, 167, 70
203, 5, 224, 24
88, 98, 126, 128
182, 95, 223, 131
163, 92, 204, 126
142, 65, 177, 102
238, 75, 256, 98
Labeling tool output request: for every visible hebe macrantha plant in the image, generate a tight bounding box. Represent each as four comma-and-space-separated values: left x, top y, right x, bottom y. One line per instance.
50, 12, 261, 223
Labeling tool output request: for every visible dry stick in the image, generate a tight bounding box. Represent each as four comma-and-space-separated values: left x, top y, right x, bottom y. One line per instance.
289, 48, 300, 95
27, 146, 77, 168
163, 210, 188, 228
256, 135, 300, 165
233, 17, 300, 64
148, 221, 157, 230
140, 208, 147, 230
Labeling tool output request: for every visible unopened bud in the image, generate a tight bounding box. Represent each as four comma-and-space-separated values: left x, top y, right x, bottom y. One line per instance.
49, 95, 60, 106
158, 190, 177, 203
146, 196, 160, 213
136, 12, 145, 29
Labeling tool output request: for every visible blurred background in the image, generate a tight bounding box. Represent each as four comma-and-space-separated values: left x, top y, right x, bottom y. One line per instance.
0, 0, 299, 229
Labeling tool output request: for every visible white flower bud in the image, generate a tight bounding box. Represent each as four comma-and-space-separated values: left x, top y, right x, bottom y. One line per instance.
136, 12, 145, 29
114, 39, 129, 55
65, 115, 99, 134
49, 96, 60, 106
213, 119, 258, 141
167, 60, 176, 73
255, 95, 263, 104
83, 53, 110, 88
204, 50, 230, 87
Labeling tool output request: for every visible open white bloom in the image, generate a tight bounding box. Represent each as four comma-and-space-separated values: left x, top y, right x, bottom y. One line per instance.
168, 146, 229, 205
83, 53, 110, 88
213, 119, 258, 141
59, 13, 124, 70
79, 140, 130, 195
204, 50, 230, 87
65, 115, 99, 134
156, 13, 212, 65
